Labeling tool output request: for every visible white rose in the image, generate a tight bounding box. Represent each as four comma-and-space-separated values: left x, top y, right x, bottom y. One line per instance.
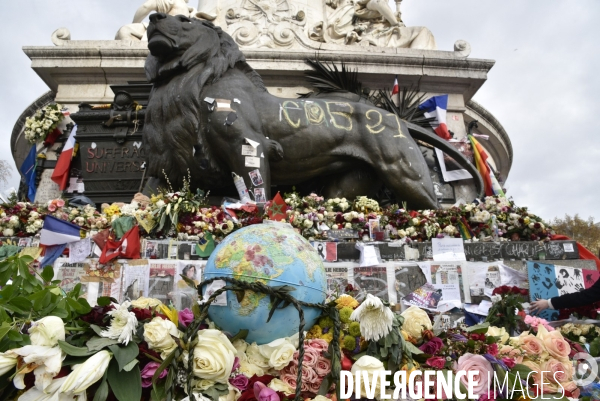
193, 329, 237, 383
2, 228, 14, 237
193, 378, 216, 391
400, 306, 432, 341
412, 218, 419, 225
268, 378, 295, 395
351, 356, 385, 398
131, 297, 163, 309
246, 343, 270, 369
303, 219, 313, 229
345, 223, 352, 229
29, 316, 66, 347
156, 200, 165, 208
487, 326, 509, 344
232, 339, 248, 355
143, 317, 179, 357
258, 338, 297, 370
239, 358, 265, 377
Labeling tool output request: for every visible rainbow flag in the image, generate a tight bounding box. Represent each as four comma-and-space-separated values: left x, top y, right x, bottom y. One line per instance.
468, 135, 503, 197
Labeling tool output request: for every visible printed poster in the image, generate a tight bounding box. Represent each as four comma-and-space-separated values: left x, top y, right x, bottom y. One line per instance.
148, 261, 177, 305
123, 260, 150, 301
175, 260, 204, 310
324, 264, 349, 294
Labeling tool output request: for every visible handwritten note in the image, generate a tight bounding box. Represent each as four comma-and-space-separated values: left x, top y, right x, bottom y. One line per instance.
432, 238, 466, 261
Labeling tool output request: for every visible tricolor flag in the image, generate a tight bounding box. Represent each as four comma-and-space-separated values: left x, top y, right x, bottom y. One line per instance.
418, 95, 451, 140
51, 125, 77, 190
391, 76, 399, 95
40, 215, 82, 246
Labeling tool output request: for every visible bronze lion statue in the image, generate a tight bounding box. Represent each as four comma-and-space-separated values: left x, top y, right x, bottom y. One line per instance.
143, 13, 482, 209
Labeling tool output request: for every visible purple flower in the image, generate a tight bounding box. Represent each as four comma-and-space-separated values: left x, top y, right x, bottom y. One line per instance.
450, 333, 468, 342
140, 362, 167, 388
232, 357, 240, 371
230, 374, 249, 391
254, 382, 280, 401
178, 308, 194, 327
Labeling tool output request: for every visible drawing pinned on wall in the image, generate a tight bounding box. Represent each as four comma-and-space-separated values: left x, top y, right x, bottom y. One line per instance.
527, 262, 559, 321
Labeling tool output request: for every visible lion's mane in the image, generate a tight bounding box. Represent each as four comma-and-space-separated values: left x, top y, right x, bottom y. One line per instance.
144, 19, 266, 188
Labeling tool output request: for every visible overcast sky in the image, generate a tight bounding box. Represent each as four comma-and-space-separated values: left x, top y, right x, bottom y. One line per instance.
0, 1, 598, 223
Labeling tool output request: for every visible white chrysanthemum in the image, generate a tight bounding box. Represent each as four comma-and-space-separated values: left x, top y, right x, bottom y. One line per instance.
100, 302, 138, 345
350, 294, 393, 341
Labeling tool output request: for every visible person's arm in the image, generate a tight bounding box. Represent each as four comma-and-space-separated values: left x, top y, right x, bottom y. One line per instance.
550, 276, 600, 310
133, 0, 157, 23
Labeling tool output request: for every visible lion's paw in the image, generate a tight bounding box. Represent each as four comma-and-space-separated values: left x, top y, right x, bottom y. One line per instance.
267, 139, 284, 161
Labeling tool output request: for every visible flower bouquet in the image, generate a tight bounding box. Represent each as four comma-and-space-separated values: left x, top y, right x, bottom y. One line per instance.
24, 103, 64, 144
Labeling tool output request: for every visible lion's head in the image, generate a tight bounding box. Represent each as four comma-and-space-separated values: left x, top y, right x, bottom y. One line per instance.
145, 13, 265, 90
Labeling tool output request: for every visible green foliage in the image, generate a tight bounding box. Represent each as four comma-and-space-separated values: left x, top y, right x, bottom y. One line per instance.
107, 358, 142, 401
485, 293, 526, 335
366, 314, 408, 376
0, 254, 92, 352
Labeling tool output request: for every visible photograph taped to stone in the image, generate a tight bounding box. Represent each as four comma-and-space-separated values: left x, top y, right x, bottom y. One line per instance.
249, 169, 264, 186
254, 187, 266, 203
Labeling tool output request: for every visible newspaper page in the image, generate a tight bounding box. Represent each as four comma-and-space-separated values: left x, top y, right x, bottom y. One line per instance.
175, 260, 205, 310
123, 260, 150, 300
148, 260, 177, 305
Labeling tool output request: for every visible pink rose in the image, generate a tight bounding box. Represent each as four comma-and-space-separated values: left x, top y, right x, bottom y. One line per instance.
522, 361, 542, 389
230, 374, 249, 390
498, 345, 523, 364
454, 353, 494, 396
281, 373, 297, 390
309, 380, 322, 394
563, 381, 580, 399
302, 348, 320, 368
302, 366, 319, 384
543, 358, 573, 384
542, 334, 571, 360
56, 199, 65, 207
48, 204, 57, 212
520, 335, 544, 355
315, 356, 331, 377
425, 356, 446, 369
426, 356, 446, 369
419, 337, 444, 354
140, 362, 167, 388
178, 308, 194, 327
501, 357, 515, 369
307, 339, 329, 352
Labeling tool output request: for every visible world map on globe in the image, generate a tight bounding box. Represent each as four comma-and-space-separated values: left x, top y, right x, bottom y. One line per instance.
203, 223, 327, 344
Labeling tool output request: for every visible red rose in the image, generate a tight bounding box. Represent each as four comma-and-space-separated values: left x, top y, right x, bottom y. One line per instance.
519, 289, 528, 296
487, 343, 498, 357
419, 337, 444, 354
426, 356, 446, 369
132, 307, 153, 321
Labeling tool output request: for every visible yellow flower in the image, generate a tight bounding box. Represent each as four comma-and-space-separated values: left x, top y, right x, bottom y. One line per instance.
320, 332, 333, 343
159, 304, 179, 326
307, 324, 322, 339
335, 294, 359, 309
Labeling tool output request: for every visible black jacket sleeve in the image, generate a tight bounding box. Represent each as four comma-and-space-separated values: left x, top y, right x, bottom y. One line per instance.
550, 276, 600, 310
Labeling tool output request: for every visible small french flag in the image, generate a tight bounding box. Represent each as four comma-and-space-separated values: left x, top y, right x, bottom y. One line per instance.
418, 95, 451, 140
391, 76, 399, 95
51, 125, 77, 190
40, 215, 82, 246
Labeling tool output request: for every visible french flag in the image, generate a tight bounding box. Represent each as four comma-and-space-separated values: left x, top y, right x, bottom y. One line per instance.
391, 76, 399, 95
40, 215, 82, 246
51, 125, 77, 190
418, 95, 451, 140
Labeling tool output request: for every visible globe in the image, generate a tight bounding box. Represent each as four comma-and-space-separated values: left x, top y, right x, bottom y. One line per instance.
202, 222, 327, 344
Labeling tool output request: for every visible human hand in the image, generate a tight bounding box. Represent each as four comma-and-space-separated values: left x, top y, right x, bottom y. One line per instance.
529, 299, 550, 315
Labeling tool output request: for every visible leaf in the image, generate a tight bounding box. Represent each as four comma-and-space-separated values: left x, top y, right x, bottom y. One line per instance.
40, 266, 54, 283
76, 298, 92, 315
87, 336, 119, 352
0, 323, 12, 342
404, 342, 423, 355
92, 377, 109, 401
511, 363, 534, 377
202, 383, 229, 401
97, 297, 112, 307
59, 340, 97, 357
9, 296, 32, 314
465, 322, 490, 333
107, 359, 142, 401
108, 341, 139, 371
122, 359, 139, 372
152, 349, 176, 395
590, 337, 600, 357
90, 324, 104, 336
